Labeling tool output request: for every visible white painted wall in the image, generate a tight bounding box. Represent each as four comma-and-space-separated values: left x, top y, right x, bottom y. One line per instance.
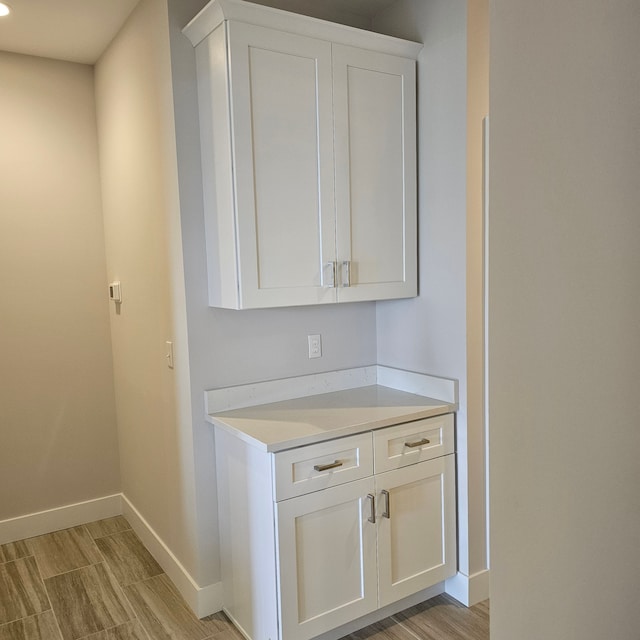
168, 0, 378, 590
489, 0, 640, 637
95, 0, 201, 583
243, 0, 372, 29
0, 52, 120, 522
373, 0, 489, 587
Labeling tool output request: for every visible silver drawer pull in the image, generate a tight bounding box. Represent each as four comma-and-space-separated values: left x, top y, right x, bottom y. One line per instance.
313, 460, 343, 472
367, 493, 376, 523
404, 438, 430, 448
381, 489, 390, 519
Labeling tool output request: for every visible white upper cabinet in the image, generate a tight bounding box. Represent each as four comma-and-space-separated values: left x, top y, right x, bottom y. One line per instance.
185, 0, 421, 309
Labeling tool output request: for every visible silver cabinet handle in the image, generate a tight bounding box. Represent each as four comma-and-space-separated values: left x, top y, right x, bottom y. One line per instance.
322, 262, 336, 288
367, 493, 376, 523
381, 489, 390, 519
340, 261, 351, 287
404, 437, 430, 448
313, 460, 343, 472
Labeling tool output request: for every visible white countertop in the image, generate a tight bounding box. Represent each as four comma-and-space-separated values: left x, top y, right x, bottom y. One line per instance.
207, 384, 454, 452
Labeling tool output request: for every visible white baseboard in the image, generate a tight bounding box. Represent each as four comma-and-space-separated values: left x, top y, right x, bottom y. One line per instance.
0, 494, 122, 545
445, 569, 490, 606
121, 494, 222, 618
0, 492, 222, 619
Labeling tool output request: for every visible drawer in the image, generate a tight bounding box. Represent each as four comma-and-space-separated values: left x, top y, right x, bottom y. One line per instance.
373, 413, 454, 473
273, 432, 373, 501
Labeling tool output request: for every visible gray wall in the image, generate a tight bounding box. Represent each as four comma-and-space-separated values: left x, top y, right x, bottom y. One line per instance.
0, 52, 120, 523
489, 0, 640, 637
373, 0, 489, 579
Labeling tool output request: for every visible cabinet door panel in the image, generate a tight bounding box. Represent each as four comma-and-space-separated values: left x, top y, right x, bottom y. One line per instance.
376, 455, 456, 607
228, 22, 337, 307
276, 478, 377, 640
333, 45, 417, 303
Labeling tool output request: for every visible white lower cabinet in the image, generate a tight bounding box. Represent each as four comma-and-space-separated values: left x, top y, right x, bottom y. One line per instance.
376, 455, 456, 608
276, 478, 378, 640
214, 414, 456, 640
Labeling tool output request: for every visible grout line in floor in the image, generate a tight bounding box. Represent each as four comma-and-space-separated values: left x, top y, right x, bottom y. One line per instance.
0, 553, 36, 567
37, 557, 104, 581
30, 553, 55, 612
89, 526, 134, 543
103, 562, 154, 640
389, 614, 425, 640
50, 606, 66, 640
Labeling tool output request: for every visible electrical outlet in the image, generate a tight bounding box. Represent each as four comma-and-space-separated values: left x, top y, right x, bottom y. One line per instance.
308, 334, 322, 359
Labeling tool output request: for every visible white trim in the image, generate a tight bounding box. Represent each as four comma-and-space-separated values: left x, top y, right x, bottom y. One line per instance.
206, 366, 378, 413
183, 0, 423, 58
121, 494, 222, 618
206, 366, 458, 414
445, 569, 490, 606
0, 493, 222, 618
483, 115, 491, 569
376, 366, 458, 405
0, 494, 122, 545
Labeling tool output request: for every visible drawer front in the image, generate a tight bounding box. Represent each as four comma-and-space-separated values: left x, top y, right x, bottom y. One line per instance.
273, 432, 374, 501
373, 414, 454, 473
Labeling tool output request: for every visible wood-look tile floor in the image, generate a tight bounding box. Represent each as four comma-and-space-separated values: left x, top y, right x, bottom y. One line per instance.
0, 517, 489, 640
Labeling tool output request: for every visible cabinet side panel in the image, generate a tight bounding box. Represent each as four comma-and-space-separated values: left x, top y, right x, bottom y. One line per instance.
215, 428, 278, 640
196, 26, 240, 308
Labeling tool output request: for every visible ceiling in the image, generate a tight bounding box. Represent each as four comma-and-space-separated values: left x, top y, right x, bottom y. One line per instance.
0, 0, 398, 65
0, 0, 139, 64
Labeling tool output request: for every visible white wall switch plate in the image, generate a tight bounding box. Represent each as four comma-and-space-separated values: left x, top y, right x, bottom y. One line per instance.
166, 341, 174, 369
108, 281, 122, 303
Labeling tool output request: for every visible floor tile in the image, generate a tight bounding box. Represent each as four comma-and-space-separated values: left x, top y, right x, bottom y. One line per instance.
200, 611, 242, 639
94, 531, 162, 587
0, 610, 62, 640
206, 628, 245, 640
392, 594, 489, 640
44, 563, 134, 640
76, 620, 149, 640
0, 557, 50, 625
343, 617, 419, 640
26, 527, 102, 579
84, 519, 131, 541
124, 574, 216, 640
0, 542, 31, 565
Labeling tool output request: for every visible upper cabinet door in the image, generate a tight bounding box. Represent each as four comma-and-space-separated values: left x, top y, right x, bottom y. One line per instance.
227, 22, 337, 308
332, 45, 417, 303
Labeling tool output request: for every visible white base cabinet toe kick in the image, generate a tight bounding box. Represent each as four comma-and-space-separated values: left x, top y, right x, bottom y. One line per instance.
214, 413, 456, 640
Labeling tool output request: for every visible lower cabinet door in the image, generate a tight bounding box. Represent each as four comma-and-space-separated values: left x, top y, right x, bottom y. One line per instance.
376, 455, 457, 607
275, 477, 378, 640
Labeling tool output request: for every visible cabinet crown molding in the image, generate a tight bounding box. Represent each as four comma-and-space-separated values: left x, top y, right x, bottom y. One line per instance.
183, 0, 423, 58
